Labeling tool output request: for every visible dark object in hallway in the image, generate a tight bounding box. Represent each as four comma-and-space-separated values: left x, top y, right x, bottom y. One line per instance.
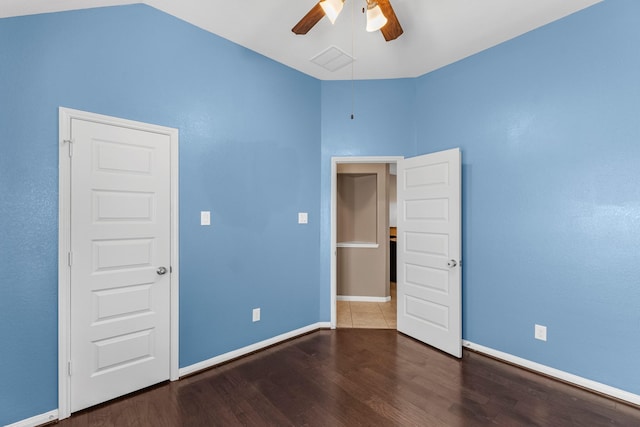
390, 237, 396, 281
56, 329, 640, 426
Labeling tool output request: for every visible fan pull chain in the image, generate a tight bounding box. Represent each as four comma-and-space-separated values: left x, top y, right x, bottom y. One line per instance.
350, 0, 356, 119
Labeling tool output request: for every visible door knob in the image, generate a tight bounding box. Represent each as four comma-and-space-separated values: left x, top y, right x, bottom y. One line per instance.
447, 260, 457, 268
156, 266, 168, 275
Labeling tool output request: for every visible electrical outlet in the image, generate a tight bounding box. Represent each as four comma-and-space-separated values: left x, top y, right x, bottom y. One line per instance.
252, 308, 260, 322
534, 324, 547, 341
298, 212, 308, 224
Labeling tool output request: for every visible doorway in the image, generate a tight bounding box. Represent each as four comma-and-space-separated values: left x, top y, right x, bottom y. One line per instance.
331, 150, 462, 358
58, 108, 180, 419
330, 156, 402, 329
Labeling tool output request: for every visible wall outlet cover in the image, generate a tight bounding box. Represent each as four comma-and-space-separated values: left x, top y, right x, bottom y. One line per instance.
252, 308, 260, 322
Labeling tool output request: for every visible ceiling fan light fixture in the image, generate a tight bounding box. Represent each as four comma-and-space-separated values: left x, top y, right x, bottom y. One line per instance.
320, 0, 344, 25
366, 2, 387, 32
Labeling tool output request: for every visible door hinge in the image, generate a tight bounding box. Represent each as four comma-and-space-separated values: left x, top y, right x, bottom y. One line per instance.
68, 251, 73, 267
63, 139, 74, 157
170, 266, 173, 273
68, 361, 72, 376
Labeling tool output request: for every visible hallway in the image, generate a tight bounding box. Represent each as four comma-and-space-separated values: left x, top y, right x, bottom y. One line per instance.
337, 282, 396, 329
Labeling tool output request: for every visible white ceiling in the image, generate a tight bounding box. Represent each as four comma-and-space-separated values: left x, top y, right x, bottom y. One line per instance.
1, 0, 601, 80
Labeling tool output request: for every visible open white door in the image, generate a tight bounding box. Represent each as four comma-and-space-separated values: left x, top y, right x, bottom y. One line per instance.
397, 148, 461, 358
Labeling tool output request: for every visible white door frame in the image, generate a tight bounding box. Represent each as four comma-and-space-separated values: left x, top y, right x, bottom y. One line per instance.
57, 107, 180, 419
330, 156, 403, 328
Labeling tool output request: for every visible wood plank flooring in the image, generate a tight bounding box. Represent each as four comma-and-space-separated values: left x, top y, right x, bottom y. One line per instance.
55, 329, 640, 426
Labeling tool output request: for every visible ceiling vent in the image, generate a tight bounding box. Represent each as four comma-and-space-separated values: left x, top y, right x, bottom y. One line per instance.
310, 46, 354, 72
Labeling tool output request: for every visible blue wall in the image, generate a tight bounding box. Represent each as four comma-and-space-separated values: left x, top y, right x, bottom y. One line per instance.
3, 0, 640, 424
414, 0, 640, 394
0, 5, 320, 425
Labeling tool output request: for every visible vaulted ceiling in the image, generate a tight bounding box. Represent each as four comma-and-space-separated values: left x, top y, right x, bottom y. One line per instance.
1, 0, 602, 80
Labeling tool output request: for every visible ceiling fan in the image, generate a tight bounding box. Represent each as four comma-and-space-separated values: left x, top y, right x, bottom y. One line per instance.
292, 0, 404, 42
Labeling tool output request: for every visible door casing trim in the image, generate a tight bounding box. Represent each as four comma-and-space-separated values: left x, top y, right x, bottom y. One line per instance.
330, 156, 403, 328
57, 107, 180, 420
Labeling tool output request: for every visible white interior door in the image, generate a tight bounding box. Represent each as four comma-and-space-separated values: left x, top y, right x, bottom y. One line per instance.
69, 118, 172, 412
397, 148, 462, 358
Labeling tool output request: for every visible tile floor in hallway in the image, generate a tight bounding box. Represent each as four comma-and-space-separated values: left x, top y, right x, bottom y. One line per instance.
337, 282, 396, 329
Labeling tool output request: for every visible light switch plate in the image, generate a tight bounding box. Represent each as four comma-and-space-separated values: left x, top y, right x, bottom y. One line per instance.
298, 212, 308, 224
534, 324, 547, 341
200, 211, 211, 226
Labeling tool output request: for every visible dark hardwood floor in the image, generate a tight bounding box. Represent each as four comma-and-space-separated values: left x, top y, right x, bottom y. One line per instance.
55, 329, 640, 426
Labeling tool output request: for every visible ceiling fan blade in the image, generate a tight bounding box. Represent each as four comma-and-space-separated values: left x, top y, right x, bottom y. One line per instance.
292, 3, 326, 35
377, 0, 403, 41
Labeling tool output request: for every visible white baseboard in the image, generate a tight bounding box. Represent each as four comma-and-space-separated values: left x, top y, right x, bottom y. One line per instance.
179, 322, 330, 377
337, 295, 391, 303
5, 409, 58, 427
463, 340, 640, 407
